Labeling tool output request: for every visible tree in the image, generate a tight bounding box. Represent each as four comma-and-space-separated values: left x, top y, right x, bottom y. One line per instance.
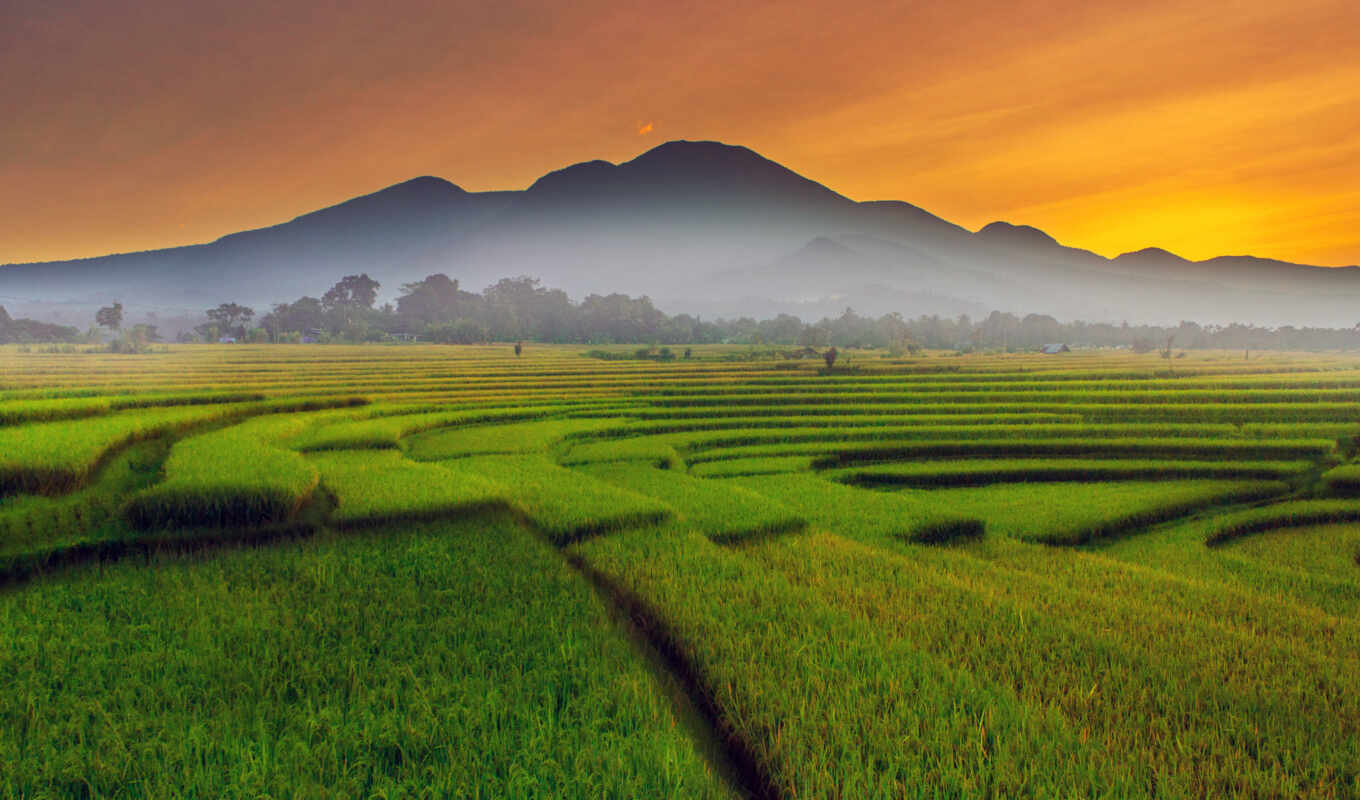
396, 274, 474, 326
95, 302, 123, 332
262, 297, 326, 340
322, 274, 381, 311
428, 319, 490, 344
206, 303, 255, 339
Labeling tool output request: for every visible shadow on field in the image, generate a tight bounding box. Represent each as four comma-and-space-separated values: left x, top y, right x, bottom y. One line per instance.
567, 550, 781, 800
0, 498, 777, 800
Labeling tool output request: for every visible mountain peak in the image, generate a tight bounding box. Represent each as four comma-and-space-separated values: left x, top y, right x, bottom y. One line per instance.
975, 221, 1060, 247
1113, 246, 1189, 264
515, 139, 848, 214
628, 139, 763, 166
622, 140, 843, 200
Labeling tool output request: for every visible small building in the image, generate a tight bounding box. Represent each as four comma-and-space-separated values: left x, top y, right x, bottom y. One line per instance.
1040, 343, 1070, 354
218, 336, 237, 344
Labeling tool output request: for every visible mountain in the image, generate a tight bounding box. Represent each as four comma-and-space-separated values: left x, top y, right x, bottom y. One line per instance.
2, 139, 1357, 326
0, 177, 516, 312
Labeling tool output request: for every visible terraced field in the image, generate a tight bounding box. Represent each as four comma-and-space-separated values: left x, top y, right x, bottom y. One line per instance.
2, 343, 1358, 798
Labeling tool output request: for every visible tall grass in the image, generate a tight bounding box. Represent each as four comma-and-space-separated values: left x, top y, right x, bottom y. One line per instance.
0, 520, 736, 797
122, 415, 320, 529
579, 463, 805, 543
311, 450, 506, 526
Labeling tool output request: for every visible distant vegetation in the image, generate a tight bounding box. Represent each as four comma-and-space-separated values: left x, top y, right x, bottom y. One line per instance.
10, 270, 1360, 353
0, 306, 79, 344
233, 272, 1360, 351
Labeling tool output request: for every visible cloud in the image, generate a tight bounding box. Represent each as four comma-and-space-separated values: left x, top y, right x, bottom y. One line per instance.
637, 121, 654, 136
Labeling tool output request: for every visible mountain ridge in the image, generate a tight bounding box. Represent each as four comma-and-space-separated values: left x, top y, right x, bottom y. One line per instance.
1, 139, 1356, 326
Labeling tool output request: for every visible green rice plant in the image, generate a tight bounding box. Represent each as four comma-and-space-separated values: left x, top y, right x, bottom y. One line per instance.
0, 520, 736, 797
1204, 500, 1360, 545
0, 396, 113, 425
0, 440, 169, 559
574, 412, 1083, 434
730, 473, 987, 544
441, 456, 672, 544
559, 438, 684, 469
745, 531, 1360, 797
571, 526, 1135, 798
1321, 463, 1360, 494
123, 416, 320, 530
632, 401, 1360, 424
578, 463, 805, 543
311, 451, 506, 526
403, 418, 619, 460
641, 387, 1360, 407
1100, 510, 1360, 619
803, 437, 1336, 468
688, 456, 814, 478
0, 405, 254, 496
1225, 523, 1360, 584
290, 406, 566, 451
979, 480, 1290, 545
734, 473, 1286, 546
0, 391, 273, 427
837, 458, 1314, 487
6, 341, 1360, 797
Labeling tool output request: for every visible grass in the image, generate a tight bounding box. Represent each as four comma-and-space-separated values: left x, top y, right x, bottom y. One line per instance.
1203, 499, 1360, 545
0, 519, 736, 798
578, 462, 806, 543
0, 397, 365, 496
801, 437, 1337, 467
742, 530, 1360, 797
1321, 462, 1360, 494
560, 438, 685, 469
441, 455, 672, 544
732, 473, 1286, 545
0, 406, 250, 496
1226, 523, 1360, 582
688, 456, 814, 478
728, 473, 988, 545
403, 417, 618, 460
122, 415, 321, 530
3, 343, 1360, 796
572, 526, 1133, 798
311, 450, 506, 526
289, 406, 566, 451
835, 458, 1314, 486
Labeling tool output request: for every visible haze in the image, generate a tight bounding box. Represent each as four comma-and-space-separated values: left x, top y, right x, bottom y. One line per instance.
4, 0, 1358, 266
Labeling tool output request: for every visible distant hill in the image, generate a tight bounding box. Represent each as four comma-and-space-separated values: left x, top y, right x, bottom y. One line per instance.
3, 139, 1357, 326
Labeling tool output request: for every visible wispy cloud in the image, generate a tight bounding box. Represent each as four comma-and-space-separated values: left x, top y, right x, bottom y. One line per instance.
637, 121, 654, 136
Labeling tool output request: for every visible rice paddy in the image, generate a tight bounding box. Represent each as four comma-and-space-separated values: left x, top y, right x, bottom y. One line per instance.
1, 343, 1358, 798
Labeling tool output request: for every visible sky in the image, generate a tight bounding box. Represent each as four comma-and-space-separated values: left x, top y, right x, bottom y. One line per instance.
2, 0, 1358, 266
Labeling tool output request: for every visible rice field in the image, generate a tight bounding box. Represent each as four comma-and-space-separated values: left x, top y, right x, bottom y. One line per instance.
1, 343, 1358, 798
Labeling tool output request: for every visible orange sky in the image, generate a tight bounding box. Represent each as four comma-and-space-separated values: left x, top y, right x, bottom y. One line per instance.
3, 0, 1358, 265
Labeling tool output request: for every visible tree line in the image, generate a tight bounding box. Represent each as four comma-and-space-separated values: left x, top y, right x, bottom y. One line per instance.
7, 271, 1360, 353
250, 274, 1360, 352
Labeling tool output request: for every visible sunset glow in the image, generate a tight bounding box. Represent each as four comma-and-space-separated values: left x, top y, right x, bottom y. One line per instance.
2, 0, 1357, 265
